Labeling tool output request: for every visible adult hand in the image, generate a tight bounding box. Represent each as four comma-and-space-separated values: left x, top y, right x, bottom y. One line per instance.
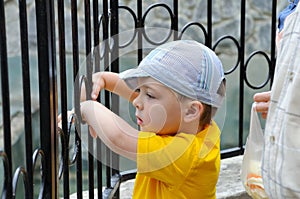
253, 91, 271, 119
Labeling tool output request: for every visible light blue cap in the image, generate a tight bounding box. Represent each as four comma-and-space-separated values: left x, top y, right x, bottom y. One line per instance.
119, 40, 225, 108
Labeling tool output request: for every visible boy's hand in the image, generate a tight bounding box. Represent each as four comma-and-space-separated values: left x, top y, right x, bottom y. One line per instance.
91, 72, 105, 100
80, 72, 105, 102
253, 91, 271, 119
57, 109, 74, 129
57, 109, 98, 138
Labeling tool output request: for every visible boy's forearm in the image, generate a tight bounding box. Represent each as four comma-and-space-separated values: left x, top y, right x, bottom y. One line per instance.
80, 100, 138, 161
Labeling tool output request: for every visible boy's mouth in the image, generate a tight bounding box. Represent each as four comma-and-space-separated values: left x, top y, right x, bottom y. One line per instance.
136, 115, 143, 126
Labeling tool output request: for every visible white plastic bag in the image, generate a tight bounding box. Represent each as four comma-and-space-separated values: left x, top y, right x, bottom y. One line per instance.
241, 103, 268, 199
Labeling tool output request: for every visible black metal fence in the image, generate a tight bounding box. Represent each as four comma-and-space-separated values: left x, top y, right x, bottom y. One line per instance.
0, 0, 277, 198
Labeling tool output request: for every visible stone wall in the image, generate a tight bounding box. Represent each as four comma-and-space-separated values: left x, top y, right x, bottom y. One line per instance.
3, 0, 287, 57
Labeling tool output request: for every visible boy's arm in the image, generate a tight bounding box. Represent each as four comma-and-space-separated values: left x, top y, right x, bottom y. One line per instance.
78, 72, 139, 160
81, 100, 138, 161
87, 72, 137, 102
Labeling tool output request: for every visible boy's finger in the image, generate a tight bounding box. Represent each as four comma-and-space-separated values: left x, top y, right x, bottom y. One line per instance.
57, 114, 62, 128
91, 73, 103, 100
91, 83, 100, 100
57, 114, 61, 122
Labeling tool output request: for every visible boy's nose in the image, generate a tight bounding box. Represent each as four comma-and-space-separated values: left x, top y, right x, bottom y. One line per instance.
133, 95, 143, 110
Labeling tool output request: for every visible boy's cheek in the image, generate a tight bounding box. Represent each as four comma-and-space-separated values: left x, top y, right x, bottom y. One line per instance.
149, 104, 167, 128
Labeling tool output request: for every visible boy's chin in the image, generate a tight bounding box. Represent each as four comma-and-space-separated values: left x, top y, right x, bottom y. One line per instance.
139, 125, 176, 135
140, 126, 161, 133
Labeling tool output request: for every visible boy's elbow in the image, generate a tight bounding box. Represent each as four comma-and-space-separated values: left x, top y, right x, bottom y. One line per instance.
80, 100, 96, 123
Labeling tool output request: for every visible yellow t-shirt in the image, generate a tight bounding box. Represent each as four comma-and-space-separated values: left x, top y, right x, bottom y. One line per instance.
133, 121, 221, 199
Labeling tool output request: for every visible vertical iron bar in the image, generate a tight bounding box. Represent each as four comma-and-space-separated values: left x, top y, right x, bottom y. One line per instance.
137, 0, 143, 63
70, 0, 83, 198
103, 0, 110, 193
93, 0, 100, 73
96, 140, 102, 199
93, 0, 103, 197
50, 0, 59, 195
110, 0, 120, 74
239, 0, 246, 154
103, 0, 112, 190
206, 0, 212, 47
173, 0, 178, 40
110, 1, 120, 198
84, 0, 95, 198
270, 0, 277, 86
0, 0, 12, 197
35, 0, 58, 197
93, 0, 101, 73
109, 0, 120, 109
102, 0, 109, 72
18, 0, 33, 197
103, 0, 111, 189
57, 0, 70, 197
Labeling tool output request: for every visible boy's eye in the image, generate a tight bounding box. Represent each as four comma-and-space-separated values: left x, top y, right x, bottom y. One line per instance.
135, 88, 140, 93
147, 93, 155, 99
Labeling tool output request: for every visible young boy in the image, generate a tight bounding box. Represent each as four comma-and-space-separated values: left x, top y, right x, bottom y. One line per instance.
80, 40, 226, 198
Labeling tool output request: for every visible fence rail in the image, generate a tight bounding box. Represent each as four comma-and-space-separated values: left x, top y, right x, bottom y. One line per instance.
0, 0, 277, 198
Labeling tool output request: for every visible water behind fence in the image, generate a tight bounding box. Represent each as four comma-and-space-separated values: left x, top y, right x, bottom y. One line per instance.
0, 0, 277, 198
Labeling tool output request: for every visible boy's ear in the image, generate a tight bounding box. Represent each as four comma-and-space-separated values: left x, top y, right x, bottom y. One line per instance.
184, 101, 204, 123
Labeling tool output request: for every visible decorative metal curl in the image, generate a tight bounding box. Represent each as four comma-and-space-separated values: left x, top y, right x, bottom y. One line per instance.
0, 150, 11, 199
118, 6, 138, 48
56, 74, 87, 177
244, 50, 271, 89
67, 112, 80, 165
69, 75, 87, 165
32, 149, 45, 199
179, 22, 208, 45
213, 35, 241, 75
142, 3, 174, 45
95, 14, 109, 59
57, 127, 66, 180
12, 167, 29, 199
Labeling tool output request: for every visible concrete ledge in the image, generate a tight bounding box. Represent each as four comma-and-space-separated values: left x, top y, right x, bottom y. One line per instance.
70, 155, 251, 198
216, 155, 251, 199
119, 155, 251, 199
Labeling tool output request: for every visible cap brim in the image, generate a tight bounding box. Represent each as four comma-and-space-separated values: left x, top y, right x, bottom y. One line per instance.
119, 68, 150, 90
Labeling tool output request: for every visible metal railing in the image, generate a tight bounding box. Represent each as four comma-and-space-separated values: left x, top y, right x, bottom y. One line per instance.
0, 0, 277, 198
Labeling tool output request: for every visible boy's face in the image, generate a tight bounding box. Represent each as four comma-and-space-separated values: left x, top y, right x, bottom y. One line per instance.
133, 77, 183, 135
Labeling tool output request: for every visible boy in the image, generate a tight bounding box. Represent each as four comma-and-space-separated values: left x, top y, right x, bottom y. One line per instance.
80, 40, 226, 198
